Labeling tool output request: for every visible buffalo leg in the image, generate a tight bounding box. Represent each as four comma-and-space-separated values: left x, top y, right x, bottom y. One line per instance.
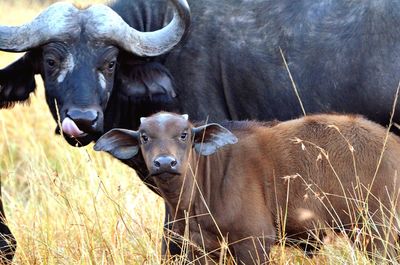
0, 188, 16, 264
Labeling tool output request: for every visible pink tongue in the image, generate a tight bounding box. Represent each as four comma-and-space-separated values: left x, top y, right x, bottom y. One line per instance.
62, 117, 84, 137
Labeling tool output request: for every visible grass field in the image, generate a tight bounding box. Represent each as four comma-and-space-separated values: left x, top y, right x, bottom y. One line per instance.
0, 1, 398, 264
0, 1, 165, 264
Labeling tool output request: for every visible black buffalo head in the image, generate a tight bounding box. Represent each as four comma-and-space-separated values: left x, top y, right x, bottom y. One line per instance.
0, 1, 190, 146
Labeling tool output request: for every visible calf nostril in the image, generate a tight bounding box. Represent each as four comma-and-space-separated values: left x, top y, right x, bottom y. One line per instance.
153, 156, 178, 170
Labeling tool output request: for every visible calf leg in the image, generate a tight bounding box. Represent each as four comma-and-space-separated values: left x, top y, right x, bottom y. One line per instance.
349, 218, 398, 263
232, 237, 272, 265
297, 241, 319, 257
367, 226, 398, 263
161, 205, 182, 257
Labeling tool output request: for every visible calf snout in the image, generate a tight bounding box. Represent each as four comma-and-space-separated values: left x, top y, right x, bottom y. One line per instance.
152, 155, 179, 174
66, 108, 99, 133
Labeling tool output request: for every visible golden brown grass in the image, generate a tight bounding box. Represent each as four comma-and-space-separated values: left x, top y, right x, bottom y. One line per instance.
0, 1, 398, 264
0, 2, 164, 264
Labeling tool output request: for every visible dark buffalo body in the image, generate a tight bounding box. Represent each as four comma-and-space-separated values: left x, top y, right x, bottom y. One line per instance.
2, 1, 400, 134
1, 0, 400, 262
110, 0, 400, 123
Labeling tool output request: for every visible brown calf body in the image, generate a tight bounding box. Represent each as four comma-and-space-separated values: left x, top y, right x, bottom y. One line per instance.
95, 112, 400, 264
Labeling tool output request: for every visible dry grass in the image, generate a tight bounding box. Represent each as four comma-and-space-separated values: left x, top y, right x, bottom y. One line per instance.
0, 1, 399, 264
0, 2, 164, 264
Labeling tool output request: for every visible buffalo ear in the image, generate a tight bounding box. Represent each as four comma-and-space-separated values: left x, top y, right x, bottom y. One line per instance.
0, 51, 41, 109
192, 124, 238, 156
116, 61, 176, 102
94, 129, 140, 160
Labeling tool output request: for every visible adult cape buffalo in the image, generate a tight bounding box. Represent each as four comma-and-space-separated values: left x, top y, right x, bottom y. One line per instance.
1, 0, 400, 261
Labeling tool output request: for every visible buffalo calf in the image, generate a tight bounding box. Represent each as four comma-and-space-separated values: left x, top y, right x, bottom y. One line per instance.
94, 112, 400, 263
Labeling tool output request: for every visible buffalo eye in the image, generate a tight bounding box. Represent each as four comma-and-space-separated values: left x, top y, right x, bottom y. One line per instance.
141, 133, 149, 144
46, 58, 57, 68
107, 60, 116, 70
180, 132, 188, 141
103, 60, 117, 74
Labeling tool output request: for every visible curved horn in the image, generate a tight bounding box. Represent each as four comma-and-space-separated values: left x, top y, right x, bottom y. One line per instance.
87, 0, 191, 57
0, 2, 80, 52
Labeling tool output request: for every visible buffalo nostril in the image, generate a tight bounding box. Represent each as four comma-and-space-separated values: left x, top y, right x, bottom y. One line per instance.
66, 108, 100, 132
66, 109, 98, 122
154, 160, 161, 168
170, 160, 177, 167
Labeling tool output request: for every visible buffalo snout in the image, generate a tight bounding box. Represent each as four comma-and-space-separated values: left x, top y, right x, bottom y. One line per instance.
67, 108, 98, 130
63, 107, 103, 136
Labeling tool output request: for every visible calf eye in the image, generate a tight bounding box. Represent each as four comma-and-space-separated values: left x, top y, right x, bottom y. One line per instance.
180, 132, 188, 141
141, 134, 149, 143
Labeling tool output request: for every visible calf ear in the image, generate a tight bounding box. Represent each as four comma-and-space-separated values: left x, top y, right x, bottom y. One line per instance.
192, 124, 238, 156
0, 51, 41, 108
94, 129, 140, 160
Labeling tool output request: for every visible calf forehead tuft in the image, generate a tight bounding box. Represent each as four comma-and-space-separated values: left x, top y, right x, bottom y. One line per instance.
140, 112, 190, 133
154, 112, 180, 121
